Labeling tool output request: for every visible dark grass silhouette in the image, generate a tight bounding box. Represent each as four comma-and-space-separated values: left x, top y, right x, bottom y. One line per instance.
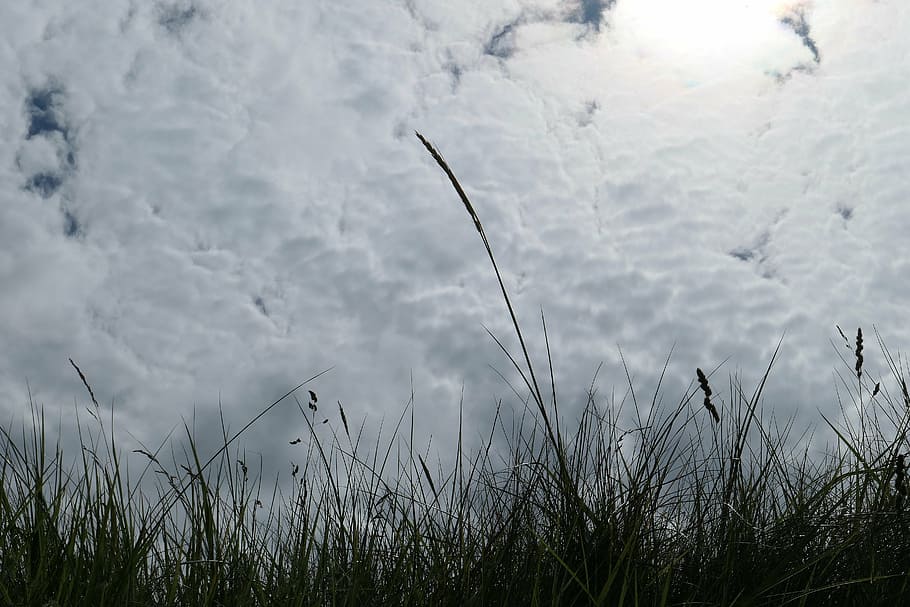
2, 136, 910, 605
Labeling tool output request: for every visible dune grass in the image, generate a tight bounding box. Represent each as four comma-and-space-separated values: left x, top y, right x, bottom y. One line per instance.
2, 135, 910, 605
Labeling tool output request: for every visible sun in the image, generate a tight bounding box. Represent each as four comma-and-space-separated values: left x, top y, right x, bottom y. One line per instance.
613, 0, 801, 74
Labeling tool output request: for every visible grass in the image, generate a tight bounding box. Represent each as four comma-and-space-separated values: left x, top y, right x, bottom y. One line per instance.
2, 134, 910, 605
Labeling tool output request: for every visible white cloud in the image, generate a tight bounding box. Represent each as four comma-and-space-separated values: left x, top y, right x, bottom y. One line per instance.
0, 0, 907, 481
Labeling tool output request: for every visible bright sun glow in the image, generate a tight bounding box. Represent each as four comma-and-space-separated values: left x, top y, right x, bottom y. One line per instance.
616, 0, 802, 72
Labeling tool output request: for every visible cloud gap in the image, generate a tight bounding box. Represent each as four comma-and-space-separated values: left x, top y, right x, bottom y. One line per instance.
25, 84, 69, 142
19, 82, 78, 202
158, 2, 199, 35
567, 0, 616, 31
779, 5, 821, 64
62, 208, 82, 239
25, 172, 64, 198
484, 22, 519, 59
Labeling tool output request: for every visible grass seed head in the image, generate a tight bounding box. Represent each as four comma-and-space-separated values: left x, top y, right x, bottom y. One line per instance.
696, 368, 719, 423
338, 401, 350, 439
69, 358, 99, 408
836, 324, 851, 349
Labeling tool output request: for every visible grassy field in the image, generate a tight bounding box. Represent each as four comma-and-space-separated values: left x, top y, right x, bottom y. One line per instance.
2, 135, 910, 606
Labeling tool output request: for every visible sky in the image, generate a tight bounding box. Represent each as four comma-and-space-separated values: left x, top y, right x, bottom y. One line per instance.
1, 0, 908, 479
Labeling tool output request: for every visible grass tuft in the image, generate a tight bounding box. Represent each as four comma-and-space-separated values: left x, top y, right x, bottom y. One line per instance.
1, 140, 910, 605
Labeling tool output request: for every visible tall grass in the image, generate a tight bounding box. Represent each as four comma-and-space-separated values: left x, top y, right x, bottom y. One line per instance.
2, 135, 910, 605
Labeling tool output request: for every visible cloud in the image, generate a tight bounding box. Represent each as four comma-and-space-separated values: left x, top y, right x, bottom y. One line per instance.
0, 0, 907, 490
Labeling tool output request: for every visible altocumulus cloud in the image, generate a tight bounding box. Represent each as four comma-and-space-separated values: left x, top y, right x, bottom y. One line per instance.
0, 0, 909, 475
